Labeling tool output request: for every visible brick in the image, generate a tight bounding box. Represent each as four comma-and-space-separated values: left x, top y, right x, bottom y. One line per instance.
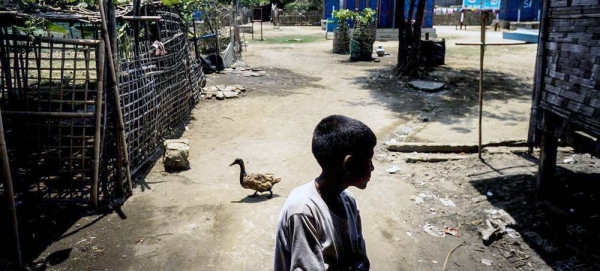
550, 26, 587, 33
568, 75, 597, 88
554, 78, 575, 90
560, 51, 571, 58
544, 93, 566, 107
550, 0, 569, 7
591, 46, 600, 56
549, 69, 567, 80
552, 7, 584, 16
574, 18, 600, 27
558, 89, 587, 103
561, 66, 586, 77
579, 86, 600, 99
551, 19, 573, 27
590, 98, 600, 109
572, 0, 600, 6
558, 58, 579, 68
545, 84, 561, 95
546, 42, 559, 50
567, 100, 595, 117
568, 52, 590, 60
582, 7, 600, 14
579, 60, 595, 70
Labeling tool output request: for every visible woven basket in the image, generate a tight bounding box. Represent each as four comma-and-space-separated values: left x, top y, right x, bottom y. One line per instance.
350, 22, 376, 61
333, 27, 350, 54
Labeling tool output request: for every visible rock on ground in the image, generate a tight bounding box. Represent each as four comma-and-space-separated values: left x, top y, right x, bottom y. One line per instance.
163, 139, 190, 171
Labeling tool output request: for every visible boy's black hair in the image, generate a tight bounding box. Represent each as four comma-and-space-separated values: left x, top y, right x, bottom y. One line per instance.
312, 115, 377, 168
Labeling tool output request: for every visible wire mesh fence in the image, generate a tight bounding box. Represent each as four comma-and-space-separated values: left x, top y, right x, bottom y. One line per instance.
0, 3, 204, 204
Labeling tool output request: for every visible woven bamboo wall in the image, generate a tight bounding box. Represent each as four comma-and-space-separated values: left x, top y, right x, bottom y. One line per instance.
0, 5, 204, 203
535, 0, 600, 139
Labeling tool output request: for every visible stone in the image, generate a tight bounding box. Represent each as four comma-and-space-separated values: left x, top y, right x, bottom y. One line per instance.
408, 80, 445, 92
216, 91, 225, 100
223, 91, 238, 98
163, 139, 190, 171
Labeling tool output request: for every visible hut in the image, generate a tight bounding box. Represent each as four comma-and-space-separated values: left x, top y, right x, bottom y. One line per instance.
529, 0, 600, 194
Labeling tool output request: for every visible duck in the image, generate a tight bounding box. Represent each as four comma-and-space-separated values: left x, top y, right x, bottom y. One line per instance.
229, 158, 281, 198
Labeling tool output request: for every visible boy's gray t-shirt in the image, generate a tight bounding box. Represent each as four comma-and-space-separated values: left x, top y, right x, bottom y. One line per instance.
274, 181, 369, 271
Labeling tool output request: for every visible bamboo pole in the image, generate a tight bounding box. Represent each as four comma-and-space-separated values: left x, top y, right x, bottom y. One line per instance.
119, 16, 162, 21
2, 111, 94, 117
478, 12, 487, 159
455, 42, 526, 46
0, 108, 22, 267
528, 0, 550, 153
91, 40, 105, 206
98, 0, 133, 196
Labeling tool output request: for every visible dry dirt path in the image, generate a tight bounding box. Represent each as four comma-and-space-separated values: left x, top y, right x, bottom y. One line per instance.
36, 25, 561, 271
118, 27, 415, 270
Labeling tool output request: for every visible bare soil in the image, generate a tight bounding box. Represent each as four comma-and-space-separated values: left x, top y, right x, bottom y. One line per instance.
7, 25, 600, 271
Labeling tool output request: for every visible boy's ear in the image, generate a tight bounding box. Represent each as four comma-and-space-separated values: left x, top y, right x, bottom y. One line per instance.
342, 155, 354, 173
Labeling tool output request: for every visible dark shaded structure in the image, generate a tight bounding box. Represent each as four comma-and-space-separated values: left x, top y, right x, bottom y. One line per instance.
529, 0, 600, 194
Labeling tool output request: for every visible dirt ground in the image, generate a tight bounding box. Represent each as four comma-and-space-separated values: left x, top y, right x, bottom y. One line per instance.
11, 25, 600, 271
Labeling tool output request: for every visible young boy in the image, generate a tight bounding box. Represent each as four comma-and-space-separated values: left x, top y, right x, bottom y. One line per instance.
274, 115, 376, 271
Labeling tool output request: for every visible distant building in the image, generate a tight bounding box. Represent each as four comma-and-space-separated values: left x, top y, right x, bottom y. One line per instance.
498, 0, 541, 22
323, 0, 435, 29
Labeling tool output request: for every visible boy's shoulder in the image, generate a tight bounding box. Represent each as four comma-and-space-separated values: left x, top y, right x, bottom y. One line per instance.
279, 181, 323, 220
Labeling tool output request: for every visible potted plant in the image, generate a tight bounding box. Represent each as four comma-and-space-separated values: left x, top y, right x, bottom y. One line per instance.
350, 8, 377, 61
332, 9, 355, 54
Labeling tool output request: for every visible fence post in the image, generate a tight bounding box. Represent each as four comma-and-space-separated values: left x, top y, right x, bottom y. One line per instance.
0, 108, 22, 267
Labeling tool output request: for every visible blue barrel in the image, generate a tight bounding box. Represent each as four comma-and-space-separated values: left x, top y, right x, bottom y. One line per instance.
326, 17, 338, 32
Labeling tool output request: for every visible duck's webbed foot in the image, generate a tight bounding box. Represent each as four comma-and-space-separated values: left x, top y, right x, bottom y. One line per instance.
267, 190, 273, 199
249, 191, 258, 198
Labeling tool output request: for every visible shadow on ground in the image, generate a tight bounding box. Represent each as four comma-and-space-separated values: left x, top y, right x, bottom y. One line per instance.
469, 163, 600, 270
349, 65, 532, 126
0, 119, 191, 270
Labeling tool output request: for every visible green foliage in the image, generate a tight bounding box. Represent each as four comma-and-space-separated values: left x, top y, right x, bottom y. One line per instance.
333, 9, 355, 22
355, 8, 376, 25
284, 0, 322, 11
46, 22, 69, 35
12, 16, 69, 37
240, 0, 267, 8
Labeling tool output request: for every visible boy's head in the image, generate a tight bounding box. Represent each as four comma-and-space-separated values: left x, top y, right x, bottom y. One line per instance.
312, 115, 376, 188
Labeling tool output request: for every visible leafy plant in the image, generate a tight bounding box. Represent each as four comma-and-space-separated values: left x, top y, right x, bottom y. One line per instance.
332, 9, 355, 31
354, 8, 376, 25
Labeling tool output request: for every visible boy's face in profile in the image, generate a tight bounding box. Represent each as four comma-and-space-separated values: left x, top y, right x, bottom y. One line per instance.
344, 148, 375, 189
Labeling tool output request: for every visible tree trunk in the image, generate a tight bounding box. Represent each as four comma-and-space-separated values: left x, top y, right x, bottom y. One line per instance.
394, 0, 427, 78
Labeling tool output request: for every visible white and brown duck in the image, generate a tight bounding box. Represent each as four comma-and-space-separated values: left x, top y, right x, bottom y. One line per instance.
229, 158, 281, 198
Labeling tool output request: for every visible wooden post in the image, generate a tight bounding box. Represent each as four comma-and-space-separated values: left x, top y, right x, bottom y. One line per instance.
192, 19, 200, 59
537, 131, 558, 197
99, 0, 134, 196
133, 0, 141, 58
478, 12, 487, 159
528, 0, 550, 153
91, 41, 105, 206
0, 108, 22, 267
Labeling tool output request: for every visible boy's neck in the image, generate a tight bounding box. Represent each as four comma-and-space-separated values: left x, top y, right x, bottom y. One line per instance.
315, 171, 347, 201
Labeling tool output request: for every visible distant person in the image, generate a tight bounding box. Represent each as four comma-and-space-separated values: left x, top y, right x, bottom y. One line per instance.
274, 115, 375, 271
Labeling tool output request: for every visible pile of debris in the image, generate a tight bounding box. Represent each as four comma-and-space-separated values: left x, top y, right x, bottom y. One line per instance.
221, 67, 268, 77
201, 85, 247, 100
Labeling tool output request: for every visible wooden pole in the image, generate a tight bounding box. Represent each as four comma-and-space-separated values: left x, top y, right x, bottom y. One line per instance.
99, 0, 133, 196
478, 12, 487, 159
528, 0, 550, 153
91, 40, 105, 206
0, 108, 22, 267
537, 131, 558, 198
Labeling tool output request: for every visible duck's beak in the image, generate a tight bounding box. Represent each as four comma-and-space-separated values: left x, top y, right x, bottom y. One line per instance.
229, 162, 236, 166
